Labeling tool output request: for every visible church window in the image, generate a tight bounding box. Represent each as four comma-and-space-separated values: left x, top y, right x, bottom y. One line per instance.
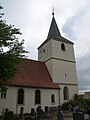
51, 94, 55, 104
61, 43, 65, 51
35, 90, 41, 104
17, 89, 24, 104
63, 86, 69, 100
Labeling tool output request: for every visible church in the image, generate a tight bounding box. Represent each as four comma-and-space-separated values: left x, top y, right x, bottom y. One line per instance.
0, 12, 78, 114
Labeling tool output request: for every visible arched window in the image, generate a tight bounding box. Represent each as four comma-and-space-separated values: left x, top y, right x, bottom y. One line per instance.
61, 43, 65, 51
17, 89, 24, 104
51, 94, 55, 104
63, 86, 69, 100
35, 90, 41, 104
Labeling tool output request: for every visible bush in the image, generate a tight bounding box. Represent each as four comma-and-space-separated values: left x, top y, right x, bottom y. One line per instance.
62, 102, 70, 111
62, 94, 90, 112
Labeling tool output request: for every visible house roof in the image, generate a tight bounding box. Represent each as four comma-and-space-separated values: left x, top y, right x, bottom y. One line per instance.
8, 59, 59, 89
84, 92, 90, 98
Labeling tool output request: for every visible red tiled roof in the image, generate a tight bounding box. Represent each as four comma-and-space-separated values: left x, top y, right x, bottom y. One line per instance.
84, 92, 90, 97
8, 59, 59, 89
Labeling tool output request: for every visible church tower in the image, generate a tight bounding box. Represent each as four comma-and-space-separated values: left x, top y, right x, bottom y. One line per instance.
38, 12, 78, 104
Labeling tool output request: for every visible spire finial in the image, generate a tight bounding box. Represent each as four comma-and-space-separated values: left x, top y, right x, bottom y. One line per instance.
52, 7, 54, 16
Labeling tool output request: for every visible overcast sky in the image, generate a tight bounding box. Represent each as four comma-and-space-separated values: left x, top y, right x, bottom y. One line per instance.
1, 0, 90, 93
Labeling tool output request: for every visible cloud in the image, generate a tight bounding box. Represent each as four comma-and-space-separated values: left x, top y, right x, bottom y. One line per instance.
62, 1, 90, 59
76, 53, 90, 91
61, 0, 90, 92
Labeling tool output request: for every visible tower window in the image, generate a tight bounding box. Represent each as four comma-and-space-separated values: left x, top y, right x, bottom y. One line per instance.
61, 43, 65, 51
43, 49, 45, 53
63, 86, 69, 100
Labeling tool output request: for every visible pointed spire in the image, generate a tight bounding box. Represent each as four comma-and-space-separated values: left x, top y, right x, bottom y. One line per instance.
47, 10, 61, 39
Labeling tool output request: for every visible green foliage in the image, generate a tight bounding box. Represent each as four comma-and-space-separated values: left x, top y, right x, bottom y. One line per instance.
62, 94, 90, 111
85, 98, 90, 107
0, 5, 28, 86
73, 94, 87, 109
62, 102, 70, 111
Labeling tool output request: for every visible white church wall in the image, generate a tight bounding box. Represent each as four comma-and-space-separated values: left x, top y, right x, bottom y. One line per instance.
0, 86, 59, 114
0, 86, 17, 114
41, 88, 59, 107
20, 88, 59, 113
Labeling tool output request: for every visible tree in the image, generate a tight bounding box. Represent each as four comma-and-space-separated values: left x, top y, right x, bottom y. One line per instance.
0, 5, 28, 86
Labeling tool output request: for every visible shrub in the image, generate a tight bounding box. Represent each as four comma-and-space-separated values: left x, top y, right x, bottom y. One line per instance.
62, 102, 70, 111
62, 94, 90, 112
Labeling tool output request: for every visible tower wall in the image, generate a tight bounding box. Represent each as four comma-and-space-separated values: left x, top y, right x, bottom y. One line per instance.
38, 14, 78, 104
51, 40, 75, 62
51, 58, 77, 84
38, 40, 52, 62
38, 38, 78, 103
38, 39, 77, 85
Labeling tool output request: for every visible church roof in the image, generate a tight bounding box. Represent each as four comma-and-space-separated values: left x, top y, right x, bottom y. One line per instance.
8, 59, 59, 89
38, 14, 73, 49
47, 15, 61, 39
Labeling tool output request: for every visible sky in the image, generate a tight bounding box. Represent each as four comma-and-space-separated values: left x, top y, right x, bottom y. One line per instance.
1, 0, 90, 93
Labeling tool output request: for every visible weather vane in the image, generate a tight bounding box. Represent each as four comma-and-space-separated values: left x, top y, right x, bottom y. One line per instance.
52, 7, 54, 16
